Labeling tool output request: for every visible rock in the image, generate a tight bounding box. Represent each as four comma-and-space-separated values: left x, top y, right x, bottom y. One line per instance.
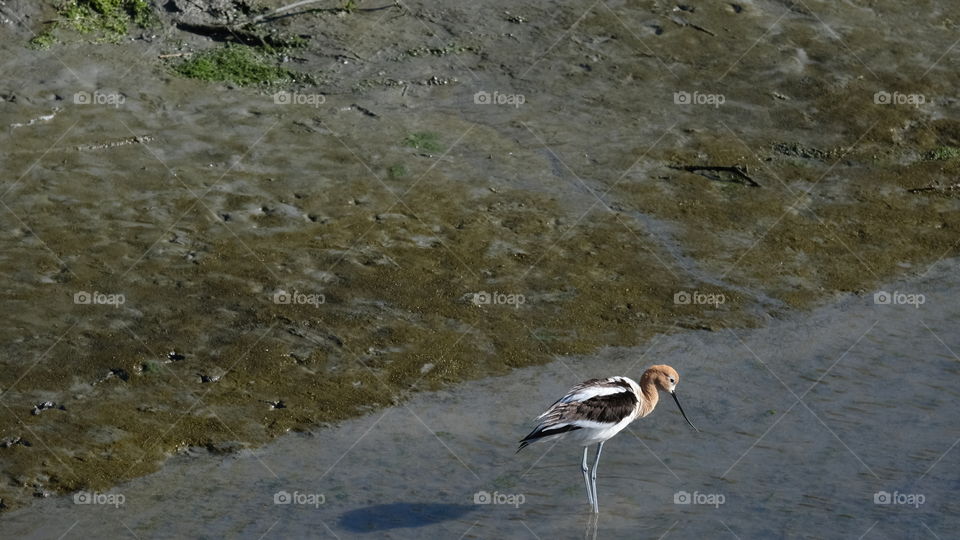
31, 401, 57, 415
0, 436, 30, 448
165, 0, 252, 27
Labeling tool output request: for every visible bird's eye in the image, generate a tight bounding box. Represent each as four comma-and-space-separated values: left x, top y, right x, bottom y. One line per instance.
669, 377, 675, 383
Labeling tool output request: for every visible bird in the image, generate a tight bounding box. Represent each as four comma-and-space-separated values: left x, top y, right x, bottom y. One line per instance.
517, 364, 698, 513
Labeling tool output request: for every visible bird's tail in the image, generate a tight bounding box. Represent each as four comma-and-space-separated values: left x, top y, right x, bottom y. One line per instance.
516, 432, 535, 453
516, 424, 580, 454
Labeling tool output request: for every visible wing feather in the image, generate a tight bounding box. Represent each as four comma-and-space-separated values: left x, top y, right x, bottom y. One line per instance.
518, 377, 638, 451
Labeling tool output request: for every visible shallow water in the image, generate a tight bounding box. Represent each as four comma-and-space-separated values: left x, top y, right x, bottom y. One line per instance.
4, 260, 958, 538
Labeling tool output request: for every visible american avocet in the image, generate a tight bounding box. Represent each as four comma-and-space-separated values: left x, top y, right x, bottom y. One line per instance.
518, 365, 698, 513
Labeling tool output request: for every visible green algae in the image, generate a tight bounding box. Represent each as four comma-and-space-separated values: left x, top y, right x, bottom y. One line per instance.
173, 46, 306, 87
29, 0, 153, 47
403, 132, 444, 153
28, 30, 57, 49
925, 146, 960, 161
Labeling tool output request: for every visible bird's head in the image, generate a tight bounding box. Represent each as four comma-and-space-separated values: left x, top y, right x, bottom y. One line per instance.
646, 364, 681, 393
644, 364, 698, 432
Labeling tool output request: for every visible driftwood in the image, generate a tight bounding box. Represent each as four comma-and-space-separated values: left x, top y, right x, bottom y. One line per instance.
669, 165, 761, 187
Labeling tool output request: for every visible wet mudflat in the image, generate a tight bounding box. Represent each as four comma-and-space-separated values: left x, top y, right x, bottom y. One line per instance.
0, 0, 959, 528
3, 260, 959, 538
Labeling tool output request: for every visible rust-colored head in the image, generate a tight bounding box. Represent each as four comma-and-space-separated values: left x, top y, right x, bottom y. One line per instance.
642, 364, 698, 431
643, 364, 681, 393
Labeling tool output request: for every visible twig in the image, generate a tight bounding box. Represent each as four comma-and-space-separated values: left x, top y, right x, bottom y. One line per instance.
669, 15, 716, 37
669, 165, 761, 187
251, 0, 326, 23
351, 104, 378, 117
250, 0, 401, 24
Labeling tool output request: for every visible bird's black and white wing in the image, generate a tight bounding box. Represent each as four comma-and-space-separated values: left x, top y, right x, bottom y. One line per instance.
518, 377, 638, 451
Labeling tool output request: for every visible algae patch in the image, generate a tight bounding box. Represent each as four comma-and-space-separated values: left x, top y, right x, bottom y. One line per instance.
403, 132, 444, 153
925, 146, 960, 161
30, 0, 153, 47
173, 46, 307, 87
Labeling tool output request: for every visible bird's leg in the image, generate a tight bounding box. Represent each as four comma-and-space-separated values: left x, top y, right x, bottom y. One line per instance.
584, 512, 599, 540
590, 441, 604, 513
581, 445, 594, 508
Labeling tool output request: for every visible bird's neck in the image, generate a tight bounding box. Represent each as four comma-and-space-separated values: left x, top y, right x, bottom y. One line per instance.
637, 374, 660, 417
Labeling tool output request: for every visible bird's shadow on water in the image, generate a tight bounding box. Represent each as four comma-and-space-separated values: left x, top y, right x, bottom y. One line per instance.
338, 502, 475, 532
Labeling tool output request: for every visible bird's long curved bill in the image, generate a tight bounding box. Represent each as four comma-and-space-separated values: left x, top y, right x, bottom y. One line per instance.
671, 391, 699, 432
